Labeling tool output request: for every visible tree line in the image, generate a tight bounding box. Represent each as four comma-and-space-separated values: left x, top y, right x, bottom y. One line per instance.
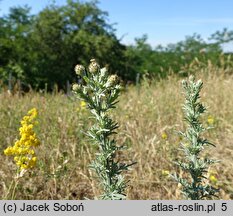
0, 0, 233, 91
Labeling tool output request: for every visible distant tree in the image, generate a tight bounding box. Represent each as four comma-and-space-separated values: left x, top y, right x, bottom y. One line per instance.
0, 0, 127, 90
62, 0, 126, 81
210, 28, 233, 44
0, 0, 231, 89
0, 6, 33, 84
28, 4, 69, 88
28, 0, 126, 89
164, 34, 222, 69
125, 33, 224, 80
124, 34, 156, 81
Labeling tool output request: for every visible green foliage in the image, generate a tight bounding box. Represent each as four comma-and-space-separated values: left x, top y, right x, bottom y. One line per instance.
0, 0, 233, 88
0, 0, 125, 89
73, 59, 133, 200
124, 34, 154, 80
210, 28, 233, 44
0, 6, 33, 85
173, 76, 219, 200
124, 33, 225, 81
29, 4, 69, 88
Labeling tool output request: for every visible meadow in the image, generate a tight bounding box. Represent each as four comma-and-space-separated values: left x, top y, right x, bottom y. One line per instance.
0, 65, 233, 200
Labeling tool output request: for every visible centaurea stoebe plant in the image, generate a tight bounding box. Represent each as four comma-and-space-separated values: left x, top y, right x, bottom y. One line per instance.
4, 108, 41, 199
173, 75, 219, 200
73, 59, 133, 200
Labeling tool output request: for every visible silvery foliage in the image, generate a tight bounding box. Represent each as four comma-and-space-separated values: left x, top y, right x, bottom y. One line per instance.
173, 75, 219, 200
73, 60, 133, 200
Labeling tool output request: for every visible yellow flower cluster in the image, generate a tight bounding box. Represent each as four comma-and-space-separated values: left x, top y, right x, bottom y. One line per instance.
76, 101, 87, 112
4, 108, 40, 171
209, 175, 218, 184
208, 169, 218, 185
207, 115, 215, 125
161, 170, 170, 176
161, 132, 168, 140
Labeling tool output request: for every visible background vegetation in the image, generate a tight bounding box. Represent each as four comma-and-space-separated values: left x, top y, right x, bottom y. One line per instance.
0, 0, 233, 90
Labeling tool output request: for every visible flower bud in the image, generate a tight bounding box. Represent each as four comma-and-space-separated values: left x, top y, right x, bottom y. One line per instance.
107, 74, 119, 87
88, 59, 100, 74
72, 83, 81, 91
196, 79, 203, 87
100, 67, 107, 78
189, 75, 195, 82
74, 64, 85, 76
181, 80, 187, 89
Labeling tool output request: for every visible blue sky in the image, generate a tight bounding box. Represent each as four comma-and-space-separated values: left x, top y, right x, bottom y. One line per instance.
1, 0, 233, 49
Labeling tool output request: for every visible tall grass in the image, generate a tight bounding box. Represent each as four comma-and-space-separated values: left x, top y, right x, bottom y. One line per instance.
0, 65, 233, 199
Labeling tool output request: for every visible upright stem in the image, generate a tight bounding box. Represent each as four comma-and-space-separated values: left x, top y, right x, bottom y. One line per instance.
4, 180, 14, 200
73, 59, 132, 199
11, 178, 19, 200
174, 76, 218, 199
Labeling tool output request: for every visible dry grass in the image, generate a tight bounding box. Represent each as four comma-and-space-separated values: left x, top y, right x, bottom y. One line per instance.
0, 67, 233, 199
